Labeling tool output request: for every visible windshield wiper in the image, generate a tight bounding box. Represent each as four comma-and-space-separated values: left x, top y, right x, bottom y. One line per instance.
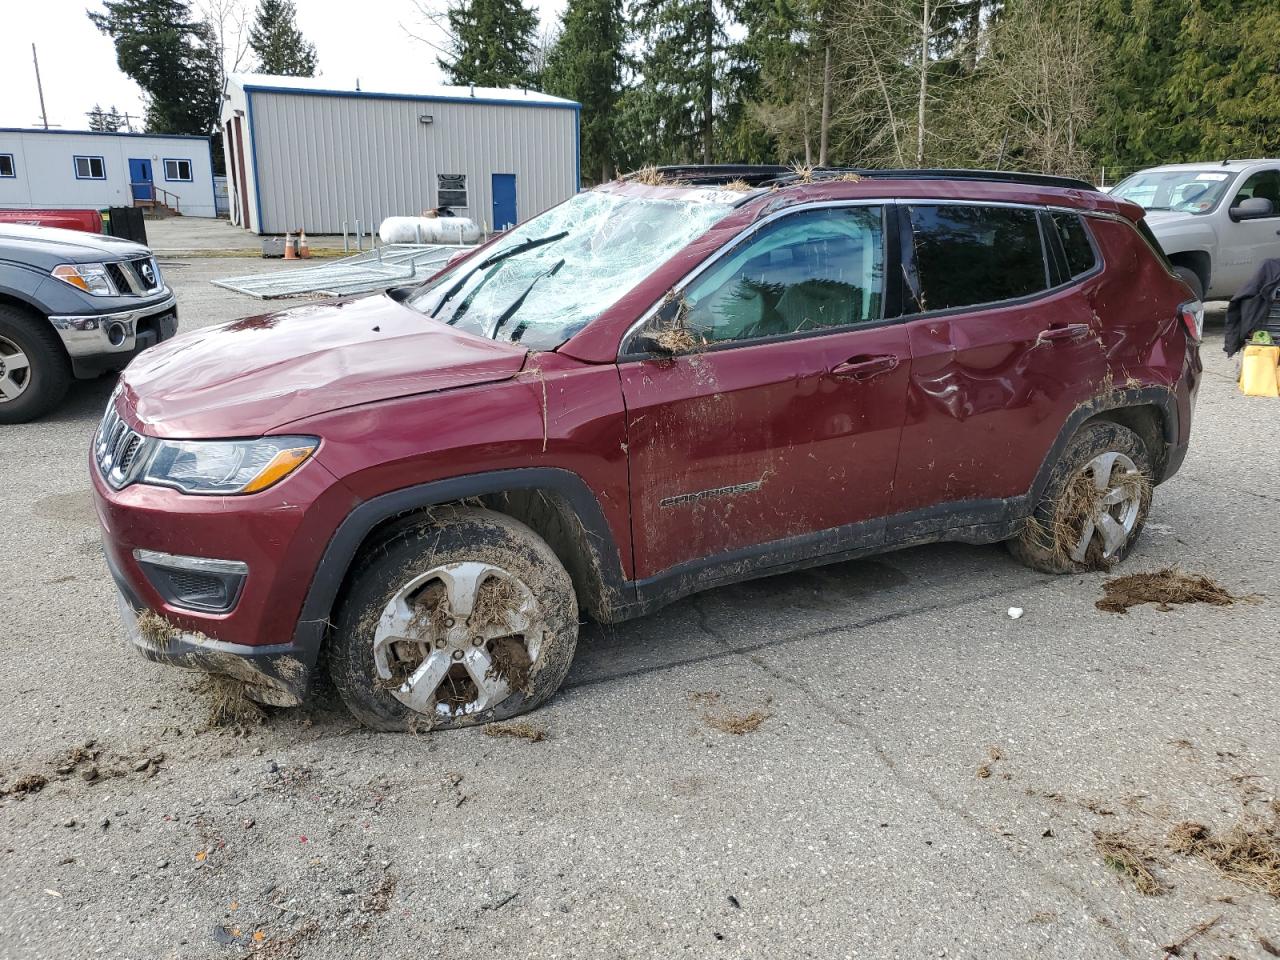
429, 230, 569, 319
489, 259, 566, 339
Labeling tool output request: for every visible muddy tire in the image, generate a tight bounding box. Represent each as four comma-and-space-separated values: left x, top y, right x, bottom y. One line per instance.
329, 507, 579, 732
0, 305, 72, 424
1007, 420, 1153, 575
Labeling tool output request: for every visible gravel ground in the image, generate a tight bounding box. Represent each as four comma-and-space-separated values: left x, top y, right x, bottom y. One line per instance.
1, 259, 1277, 960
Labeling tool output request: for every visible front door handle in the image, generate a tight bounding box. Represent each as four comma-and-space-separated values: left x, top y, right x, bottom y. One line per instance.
831, 354, 900, 379
1037, 323, 1091, 343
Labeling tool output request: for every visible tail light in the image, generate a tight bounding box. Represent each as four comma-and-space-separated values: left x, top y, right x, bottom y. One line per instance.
1179, 300, 1204, 341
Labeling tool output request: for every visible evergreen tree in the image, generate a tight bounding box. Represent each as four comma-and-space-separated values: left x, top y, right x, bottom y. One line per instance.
438, 0, 540, 88
89, 0, 222, 134
543, 0, 625, 181
632, 0, 734, 164
248, 0, 317, 76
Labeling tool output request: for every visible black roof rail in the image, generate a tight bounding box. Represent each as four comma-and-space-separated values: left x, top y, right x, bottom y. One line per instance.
626, 164, 1098, 193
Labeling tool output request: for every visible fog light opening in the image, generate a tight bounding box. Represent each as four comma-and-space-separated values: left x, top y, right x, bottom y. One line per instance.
107, 322, 128, 346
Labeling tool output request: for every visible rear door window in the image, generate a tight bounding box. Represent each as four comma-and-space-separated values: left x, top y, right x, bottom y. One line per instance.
907, 205, 1048, 312
1050, 213, 1098, 278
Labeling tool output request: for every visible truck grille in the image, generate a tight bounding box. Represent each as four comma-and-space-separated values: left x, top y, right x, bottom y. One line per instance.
106, 256, 163, 296
95, 399, 150, 488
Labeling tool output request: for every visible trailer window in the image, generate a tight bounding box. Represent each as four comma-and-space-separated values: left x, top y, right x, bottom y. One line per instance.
0, 154, 14, 178
163, 159, 192, 182
74, 156, 106, 180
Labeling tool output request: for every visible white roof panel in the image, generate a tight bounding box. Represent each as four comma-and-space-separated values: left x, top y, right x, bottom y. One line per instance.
228, 73, 578, 108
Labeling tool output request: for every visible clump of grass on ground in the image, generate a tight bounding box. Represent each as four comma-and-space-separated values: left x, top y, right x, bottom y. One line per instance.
1166, 816, 1280, 898
1097, 568, 1247, 614
483, 722, 547, 743
1094, 830, 1165, 894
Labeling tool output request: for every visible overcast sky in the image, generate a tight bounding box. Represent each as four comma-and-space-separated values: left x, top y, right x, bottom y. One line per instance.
0, 0, 567, 131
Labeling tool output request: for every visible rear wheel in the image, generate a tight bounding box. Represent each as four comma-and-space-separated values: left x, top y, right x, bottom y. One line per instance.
1173, 266, 1204, 302
1007, 420, 1153, 574
329, 507, 579, 732
0, 306, 72, 424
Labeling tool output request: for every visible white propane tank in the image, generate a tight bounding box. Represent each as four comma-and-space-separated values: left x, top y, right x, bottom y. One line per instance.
379, 216, 481, 245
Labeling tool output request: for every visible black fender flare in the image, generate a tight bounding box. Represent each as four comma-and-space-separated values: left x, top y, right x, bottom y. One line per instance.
290, 467, 630, 660
1028, 385, 1181, 505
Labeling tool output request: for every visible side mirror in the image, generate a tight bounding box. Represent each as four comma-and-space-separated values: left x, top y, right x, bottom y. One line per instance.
1229, 196, 1275, 221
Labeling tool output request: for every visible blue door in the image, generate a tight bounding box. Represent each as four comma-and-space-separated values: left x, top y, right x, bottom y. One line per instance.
492, 174, 517, 231
129, 158, 153, 201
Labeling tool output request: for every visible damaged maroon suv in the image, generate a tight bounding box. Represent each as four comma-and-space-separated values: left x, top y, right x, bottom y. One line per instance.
91, 166, 1202, 730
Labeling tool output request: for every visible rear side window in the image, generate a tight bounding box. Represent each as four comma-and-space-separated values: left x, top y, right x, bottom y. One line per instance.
908, 205, 1048, 311
1050, 213, 1097, 278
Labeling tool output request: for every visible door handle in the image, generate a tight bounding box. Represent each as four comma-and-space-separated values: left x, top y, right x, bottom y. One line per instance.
1037, 323, 1091, 343
831, 354, 899, 379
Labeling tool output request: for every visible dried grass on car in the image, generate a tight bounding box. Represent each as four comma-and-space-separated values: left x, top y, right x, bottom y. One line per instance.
198, 675, 267, 729
1026, 468, 1151, 568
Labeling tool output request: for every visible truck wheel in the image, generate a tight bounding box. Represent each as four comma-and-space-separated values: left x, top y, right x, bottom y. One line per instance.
1173, 266, 1204, 301
0, 305, 72, 424
1007, 420, 1153, 574
329, 507, 579, 732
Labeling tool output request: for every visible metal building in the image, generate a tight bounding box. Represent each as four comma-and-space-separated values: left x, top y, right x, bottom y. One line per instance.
221, 74, 581, 236
0, 129, 217, 218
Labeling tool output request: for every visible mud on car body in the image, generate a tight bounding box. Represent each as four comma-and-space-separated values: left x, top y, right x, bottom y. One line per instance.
91, 165, 1202, 730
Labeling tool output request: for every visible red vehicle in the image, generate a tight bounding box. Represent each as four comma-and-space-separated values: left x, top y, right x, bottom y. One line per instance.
0, 208, 103, 234
91, 166, 1202, 730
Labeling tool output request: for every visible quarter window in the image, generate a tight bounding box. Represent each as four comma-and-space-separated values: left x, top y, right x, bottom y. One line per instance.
437, 173, 467, 207
74, 156, 106, 180
677, 206, 885, 344
1051, 213, 1097, 278
908, 205, 1048, 311
163, 158, 192, 182
0, 154, 14, 178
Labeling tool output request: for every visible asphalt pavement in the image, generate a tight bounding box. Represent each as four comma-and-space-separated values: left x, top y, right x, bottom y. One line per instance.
0, 258, 1276, 959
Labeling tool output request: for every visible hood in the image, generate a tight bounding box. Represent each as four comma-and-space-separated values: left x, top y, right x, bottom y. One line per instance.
0, 223, 150, 266
120, 293, 530, 438
1140, 209, 1216, 248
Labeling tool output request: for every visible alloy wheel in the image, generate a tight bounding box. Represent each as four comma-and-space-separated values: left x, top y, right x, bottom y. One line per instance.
371, 561, 545, 719
0, 335, 31, 403
1068, 451, 1144, 563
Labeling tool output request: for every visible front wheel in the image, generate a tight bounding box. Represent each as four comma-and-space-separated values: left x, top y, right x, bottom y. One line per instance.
0, 306, 72, 424
329, 507, 579, 732
1007, 420, 1153, 574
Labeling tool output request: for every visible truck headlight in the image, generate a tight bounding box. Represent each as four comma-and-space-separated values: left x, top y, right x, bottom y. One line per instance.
141, 436, 319, 495
52, 263, 118, 296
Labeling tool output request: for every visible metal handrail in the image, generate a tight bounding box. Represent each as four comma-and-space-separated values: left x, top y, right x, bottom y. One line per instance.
130, 182, 181, 214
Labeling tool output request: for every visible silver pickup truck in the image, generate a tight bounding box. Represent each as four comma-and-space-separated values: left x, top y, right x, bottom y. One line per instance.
0, 223, 177, 423
1109, 160, 1280, 301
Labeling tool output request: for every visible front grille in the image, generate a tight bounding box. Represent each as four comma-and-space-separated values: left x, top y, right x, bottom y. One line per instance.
95, 398, 150, 489
105, 256, 162, 296
166, 570, 228, 606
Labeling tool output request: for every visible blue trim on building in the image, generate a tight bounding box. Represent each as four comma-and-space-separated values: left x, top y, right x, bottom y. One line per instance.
573, 108, 581, 192
246, 90, 264, 233
162, 158, 194, 182
0, 153, 14, 178
240, 83, 581, 113
0, 127, 211, 142
73, 155, 107, 180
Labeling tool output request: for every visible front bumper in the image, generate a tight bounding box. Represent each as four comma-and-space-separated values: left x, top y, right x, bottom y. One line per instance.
50, 290, 178, 374
109, 550, 311, 707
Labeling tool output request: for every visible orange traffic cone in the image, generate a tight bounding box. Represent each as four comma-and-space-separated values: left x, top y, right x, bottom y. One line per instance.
299, 230, 311, 259
284, 231, 296, 260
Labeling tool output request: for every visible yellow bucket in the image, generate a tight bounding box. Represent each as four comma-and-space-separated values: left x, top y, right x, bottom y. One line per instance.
1239, 343, 1280, 397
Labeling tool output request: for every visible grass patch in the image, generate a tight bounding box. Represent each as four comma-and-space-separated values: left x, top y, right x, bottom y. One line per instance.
1097, 568, 1246, 614
703, 709, 770, 736
1166, 817, 1280, 898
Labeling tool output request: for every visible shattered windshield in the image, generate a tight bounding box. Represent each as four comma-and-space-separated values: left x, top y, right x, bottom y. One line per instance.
1111, 169, 1237, 215
403, 189, 738, 350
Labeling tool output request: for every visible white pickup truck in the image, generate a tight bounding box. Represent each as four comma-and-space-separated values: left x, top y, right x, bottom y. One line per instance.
1109, 160, 1280, 301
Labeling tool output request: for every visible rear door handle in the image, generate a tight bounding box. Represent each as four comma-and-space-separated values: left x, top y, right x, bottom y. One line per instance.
831, 354, 900, 379
1037, 323, 1091, 343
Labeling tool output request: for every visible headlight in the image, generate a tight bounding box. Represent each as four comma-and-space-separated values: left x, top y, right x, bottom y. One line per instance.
52, 263, 117, 296
141, 436, 319, 495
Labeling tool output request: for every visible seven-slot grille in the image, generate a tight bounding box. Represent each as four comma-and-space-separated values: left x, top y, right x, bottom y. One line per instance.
95, 400, 148, 488
105, 256, 162, 296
